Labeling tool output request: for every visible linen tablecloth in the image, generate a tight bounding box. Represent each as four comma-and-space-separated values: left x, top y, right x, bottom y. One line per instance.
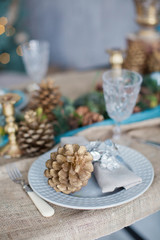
0, 118, 160, 240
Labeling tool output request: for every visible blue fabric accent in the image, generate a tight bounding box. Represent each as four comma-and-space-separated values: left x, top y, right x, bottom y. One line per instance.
55, 106, 160, 143
0, 135, 8, 148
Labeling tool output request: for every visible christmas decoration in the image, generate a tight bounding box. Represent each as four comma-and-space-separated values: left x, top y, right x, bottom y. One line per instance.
147, 50, 160, 73
17, 108, 54, 157
107, 49, 125, 70
29, 78, 62, 121
0, 93, 21, 158
76, 106, 104, 126
123, 40, 146, 74
44, 144, 93, 194
123, 0, 160, 75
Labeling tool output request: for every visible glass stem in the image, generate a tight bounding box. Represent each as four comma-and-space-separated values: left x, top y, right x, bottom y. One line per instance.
113, 121, 121, 140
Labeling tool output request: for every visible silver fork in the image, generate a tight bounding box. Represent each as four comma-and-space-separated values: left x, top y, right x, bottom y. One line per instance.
6, 164, 55, 217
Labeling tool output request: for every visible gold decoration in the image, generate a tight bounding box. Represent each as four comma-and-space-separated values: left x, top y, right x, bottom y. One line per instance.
147, 50, 160, 72
17, 109, 54, 157
29, 78, 62, 121
44, 144, 93, 194
106, 49, 125, 70
123, 40, 146, 74
134, 0, 160, 38
0, 93, 21, 158
134, 0, 158, 27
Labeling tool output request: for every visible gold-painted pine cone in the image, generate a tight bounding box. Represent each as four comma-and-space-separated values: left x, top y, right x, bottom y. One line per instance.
44, 144, 93, 194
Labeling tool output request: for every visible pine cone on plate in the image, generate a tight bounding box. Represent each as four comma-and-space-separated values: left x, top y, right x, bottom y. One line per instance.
44, 144, 93, 194
29, 78, 62, 121
17, 109, 54, 157
76, 106, 104, 126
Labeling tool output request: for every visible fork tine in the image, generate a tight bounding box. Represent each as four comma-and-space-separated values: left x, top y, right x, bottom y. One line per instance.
6, 165, 14, 180
13, 165, 22, 178
6, 164, 22, 181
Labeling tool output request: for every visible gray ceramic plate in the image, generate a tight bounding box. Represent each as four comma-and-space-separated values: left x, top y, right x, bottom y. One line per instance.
28, 145, 154, 210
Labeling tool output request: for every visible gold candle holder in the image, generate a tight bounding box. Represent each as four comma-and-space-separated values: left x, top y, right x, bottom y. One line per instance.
134, 0, 160, 39
0, 93, 22, 158
106, 49, 125, 70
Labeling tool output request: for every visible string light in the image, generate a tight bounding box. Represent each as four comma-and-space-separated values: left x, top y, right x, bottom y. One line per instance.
0, 53, 10, 64
16, 45, 23, 56
0, 24, 5, 35
0, 17, 8, 26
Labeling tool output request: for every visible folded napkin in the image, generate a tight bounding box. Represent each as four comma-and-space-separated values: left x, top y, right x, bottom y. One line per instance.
94, 162, 142, 193
60, 136, 142, 193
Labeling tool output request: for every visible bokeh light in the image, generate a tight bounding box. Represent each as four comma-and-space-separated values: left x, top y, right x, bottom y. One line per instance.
16, 45, 23, 56
0, 24, 5, 35
0, 17, 8, 26
5, 25, 16, 37
0, 53, 10, 64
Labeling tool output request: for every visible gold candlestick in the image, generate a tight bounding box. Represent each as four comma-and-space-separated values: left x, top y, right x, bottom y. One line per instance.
134, 0, 160, 39
0, 93, 22, 158
106, 49, 125, 70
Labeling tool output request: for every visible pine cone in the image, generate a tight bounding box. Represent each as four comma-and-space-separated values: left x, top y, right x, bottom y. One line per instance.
68, 116, 79, 130
29, 78, 62, 121
17, 110, 54, 157
147, 51, 160, 73
76, 106, 104, 126
82, 112, 104, 126
44, 144, 93, 194
76, 106, 89, 116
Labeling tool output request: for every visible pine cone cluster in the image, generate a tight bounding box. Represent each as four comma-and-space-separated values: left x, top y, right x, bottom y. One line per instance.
124, 39, 146, 74
44, 144, 93, 194
29, 78, 62, 121
76, 106, 104, 126
17, 110, 54, 157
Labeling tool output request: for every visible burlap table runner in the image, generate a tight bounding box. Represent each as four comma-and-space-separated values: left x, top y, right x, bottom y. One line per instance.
0, 118, 160, 240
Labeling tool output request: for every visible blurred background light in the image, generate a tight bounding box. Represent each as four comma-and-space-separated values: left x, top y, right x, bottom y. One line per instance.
0, 53, 10, 64
0, 24, 5, 35
0, 16, 8, 25
5, 25, 16, 37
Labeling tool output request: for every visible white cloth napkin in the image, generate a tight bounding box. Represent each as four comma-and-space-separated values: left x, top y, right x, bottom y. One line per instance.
60, 136, 142, 193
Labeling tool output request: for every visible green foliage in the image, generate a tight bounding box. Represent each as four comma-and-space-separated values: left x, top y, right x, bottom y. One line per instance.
36, 107, 47, 121
142, 75, 160, 93
52, 106, 70, 135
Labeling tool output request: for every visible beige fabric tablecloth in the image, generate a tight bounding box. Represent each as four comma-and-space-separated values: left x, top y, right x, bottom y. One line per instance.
0, 118, 160, 240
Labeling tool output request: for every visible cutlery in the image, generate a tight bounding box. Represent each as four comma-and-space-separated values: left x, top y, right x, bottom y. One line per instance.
131, 136, 160, 150
6, 164, 55, 217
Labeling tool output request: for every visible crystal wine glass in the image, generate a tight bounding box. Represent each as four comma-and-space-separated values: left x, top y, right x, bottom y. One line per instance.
102, 69, 142, 143
21, 40, 50, 91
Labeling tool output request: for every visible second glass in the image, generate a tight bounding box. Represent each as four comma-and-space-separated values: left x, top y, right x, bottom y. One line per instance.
21, 40, 50, 90
102, 69, 142, 142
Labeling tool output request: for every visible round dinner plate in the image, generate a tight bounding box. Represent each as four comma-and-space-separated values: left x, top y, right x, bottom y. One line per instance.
28, 145, 154, 210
